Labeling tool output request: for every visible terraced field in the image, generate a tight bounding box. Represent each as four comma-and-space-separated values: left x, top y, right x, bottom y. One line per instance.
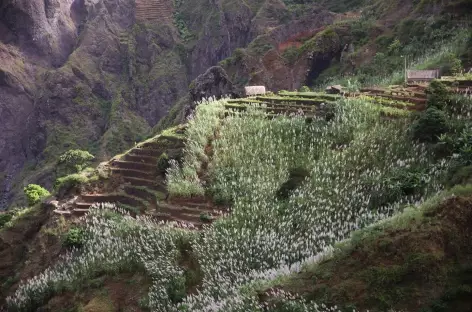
52, 78, 471, 230
226, 90, 419, 120
135, 0, 173, 22
53, 126, 226, 229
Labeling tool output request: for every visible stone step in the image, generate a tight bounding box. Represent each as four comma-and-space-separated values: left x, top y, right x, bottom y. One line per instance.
72, 208, 90, 217
53, 210, 72, 216
153, 212, 203, 227
111, 168, 156, 180
370, 93, 426, 105
123, 176, 167, 193
75, 202, 92, 209
255, 96, 326, 105
122, 153, 159, 165
129, 148, 165, 157
123, 154, 158, 164
80, 194, 148, 210
124, 186, 159, 205
111, 160, 157, 172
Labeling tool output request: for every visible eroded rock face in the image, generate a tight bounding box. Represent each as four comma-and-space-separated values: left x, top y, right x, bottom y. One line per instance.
222, 6, 339, 92
0, 0, 84, 67
187, 0, 253, 80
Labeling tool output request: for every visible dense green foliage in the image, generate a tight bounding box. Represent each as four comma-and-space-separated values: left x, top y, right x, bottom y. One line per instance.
57, 149, 94, 176
411, 107, 448, 143
8, 86, 472, 311
23, 184, 50, 206
0, 212, 13, 228
63, 227, 87, 248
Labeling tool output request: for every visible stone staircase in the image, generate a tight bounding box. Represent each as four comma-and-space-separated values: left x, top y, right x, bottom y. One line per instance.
53, 127, 228, 229
135, 0, 173, 22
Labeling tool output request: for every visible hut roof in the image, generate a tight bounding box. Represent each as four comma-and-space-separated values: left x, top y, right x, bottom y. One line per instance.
407, 69, 439, 80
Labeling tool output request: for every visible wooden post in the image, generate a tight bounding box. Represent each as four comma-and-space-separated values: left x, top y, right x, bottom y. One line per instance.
404, 56, 407, 85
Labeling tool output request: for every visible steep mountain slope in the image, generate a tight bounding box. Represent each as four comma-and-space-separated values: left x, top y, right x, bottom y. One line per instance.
218, 0, 472, 92
0, 0, 337, 210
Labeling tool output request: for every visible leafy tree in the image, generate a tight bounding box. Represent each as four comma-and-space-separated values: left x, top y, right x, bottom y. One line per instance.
167, 276, 186, 303
23, 184, 50, 206
440, 126, 472, 166
439, 52, 462, 75
57, 149, 94, 175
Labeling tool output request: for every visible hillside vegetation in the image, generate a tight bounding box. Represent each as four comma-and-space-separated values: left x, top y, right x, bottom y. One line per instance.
2, 74, 472, 311
2, 0, 472, 311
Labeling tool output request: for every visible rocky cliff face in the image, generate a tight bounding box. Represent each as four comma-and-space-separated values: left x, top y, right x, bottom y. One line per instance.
219, 6, 347, 92
0, 0, 86, 209
1, 0, 334, 209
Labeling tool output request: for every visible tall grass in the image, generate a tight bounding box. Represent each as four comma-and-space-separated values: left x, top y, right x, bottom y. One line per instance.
166, 97, 225, 197
7, 96, 456, 312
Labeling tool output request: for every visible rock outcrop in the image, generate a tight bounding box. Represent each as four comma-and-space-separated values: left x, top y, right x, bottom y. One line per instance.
189, 66, 238, 102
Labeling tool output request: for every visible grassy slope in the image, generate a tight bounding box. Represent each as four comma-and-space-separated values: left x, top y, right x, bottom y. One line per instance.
259, 185, 472, 312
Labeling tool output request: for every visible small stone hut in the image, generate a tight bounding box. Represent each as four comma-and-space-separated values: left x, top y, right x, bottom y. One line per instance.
244, 86, 266, 96
407, 69, 440, 83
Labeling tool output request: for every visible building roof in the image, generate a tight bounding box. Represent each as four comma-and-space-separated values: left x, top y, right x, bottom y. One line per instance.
244, 86, 266, 95
407, 69, 439, 79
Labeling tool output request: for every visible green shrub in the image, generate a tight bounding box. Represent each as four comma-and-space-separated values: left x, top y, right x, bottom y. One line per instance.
63, 227, 86, 248
410, 107, 448, 143
199, 212, 212, 223
445, 165, 472, 187
282, 46, 299, 65
0, 212, 13, 228
57, 149, 94, 175
390, 168, 429, 196
23, 184, 51, 206
157, 153, 171, 173
439, 125, 472, 166
167, 276, 186, 303
299, 86, 310, 92
439, 52, 462, 76
54, 174, 88, 197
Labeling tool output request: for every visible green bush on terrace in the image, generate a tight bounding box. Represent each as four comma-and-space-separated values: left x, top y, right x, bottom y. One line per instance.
54, 168, 99, 197
23, 184, 50, 206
